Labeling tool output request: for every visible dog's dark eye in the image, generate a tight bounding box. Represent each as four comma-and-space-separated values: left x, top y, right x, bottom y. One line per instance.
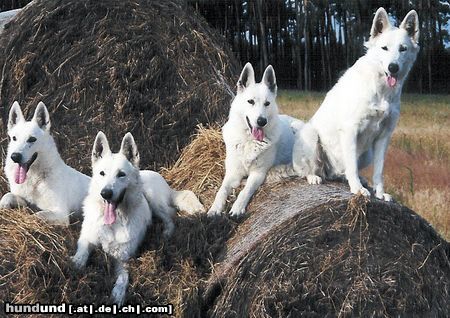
381, 46, 388, 51
117, 171, 126, 178
12, 136, 17, 141
247, 99, 255, 105
399, 45, 407, 52
264, 101, 270, 107
100, 171, 105, 176
27, 136, 37, 143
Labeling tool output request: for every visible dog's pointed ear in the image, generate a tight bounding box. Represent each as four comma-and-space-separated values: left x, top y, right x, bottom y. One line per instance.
32, 102, 51, 130
237, 62, 255, 93
400, 10, 419, 44
370, 7, 391, 39
92, 131, 110, 165
120, 132, 140, 168
262, 65, 277, 93
8, 101, 25, 131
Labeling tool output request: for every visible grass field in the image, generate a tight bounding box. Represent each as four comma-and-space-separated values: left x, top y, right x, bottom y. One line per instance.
277, 90, 450, 241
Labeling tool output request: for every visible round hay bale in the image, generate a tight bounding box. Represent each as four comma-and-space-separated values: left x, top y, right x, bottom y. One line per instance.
0, 0, 238, 177
205, 181, 450, 317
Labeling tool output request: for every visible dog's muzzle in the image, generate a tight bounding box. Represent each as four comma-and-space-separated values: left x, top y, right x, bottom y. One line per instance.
12, 152, 38, 184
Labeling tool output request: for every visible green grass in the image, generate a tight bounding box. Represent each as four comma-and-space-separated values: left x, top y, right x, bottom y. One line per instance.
278, 90, 450, 240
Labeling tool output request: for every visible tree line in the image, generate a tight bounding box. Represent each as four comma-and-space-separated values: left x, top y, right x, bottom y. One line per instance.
188, 0, 450, 93
3, 0, 449, 93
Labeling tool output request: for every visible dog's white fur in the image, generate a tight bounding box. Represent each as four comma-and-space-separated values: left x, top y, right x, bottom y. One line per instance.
292, 8, 419, 200
71, 132, 204, 306
208, 63, 302, 216
0, 102, 90, 225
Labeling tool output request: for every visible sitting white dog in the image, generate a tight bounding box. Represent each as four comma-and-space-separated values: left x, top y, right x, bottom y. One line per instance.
293, 8, 420, 201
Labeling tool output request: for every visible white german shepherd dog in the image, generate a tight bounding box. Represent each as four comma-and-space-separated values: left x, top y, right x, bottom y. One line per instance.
0, 101, 90, 225
72, 132, 204, 306
293, 8, 419, 201
208, 63, 302, 216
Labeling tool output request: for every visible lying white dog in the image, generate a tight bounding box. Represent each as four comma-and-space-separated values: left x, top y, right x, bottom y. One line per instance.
0, 101, 90, 225
208, 63, 302, 216
72, 131, 204, 306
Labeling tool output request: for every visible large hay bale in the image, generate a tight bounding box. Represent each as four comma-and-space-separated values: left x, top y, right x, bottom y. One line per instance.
0, 0, 238, 181
206, 183, 450, 317
1, 128, 448, 317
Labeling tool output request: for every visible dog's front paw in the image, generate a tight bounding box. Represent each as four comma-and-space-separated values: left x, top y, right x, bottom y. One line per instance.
0, 193, 19, 209
111, 285, 126, 307
229, 201, 246, 217
189, 201, 206, 214
355, 187, 371, 197
207, 207, 223, 217
0, 196, 13, 209
306, 175, 322, 185
376, 192, 393, 202
70, 254, 86, 270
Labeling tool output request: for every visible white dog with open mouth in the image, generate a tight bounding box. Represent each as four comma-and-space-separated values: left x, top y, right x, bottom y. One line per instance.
293, 8, 420, 201
208, 63, 302, 217
0, 101, 90, 225
72, 131, 204, 306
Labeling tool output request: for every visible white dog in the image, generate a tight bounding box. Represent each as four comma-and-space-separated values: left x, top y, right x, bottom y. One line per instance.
71, 131, 204, 306
0, 101, 90, 225
208, 63, 302, 216
293, 8, 419, 201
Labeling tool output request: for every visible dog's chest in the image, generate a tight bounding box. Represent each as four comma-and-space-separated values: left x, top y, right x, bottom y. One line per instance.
358, 99, 392, 137
235, 138, 270, 170
98, 222, 134, 260
10, 171, 53, 207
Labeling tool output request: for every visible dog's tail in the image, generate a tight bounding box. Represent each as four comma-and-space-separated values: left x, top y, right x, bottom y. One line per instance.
171, 190, 205, 214
266, 164, 298, 183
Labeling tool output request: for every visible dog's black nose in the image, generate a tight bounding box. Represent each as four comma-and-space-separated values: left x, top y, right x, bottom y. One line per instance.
257, 117, 267, 127
10, 152, 22, 163
388, 63, 399, 74
101, 188, 113, 200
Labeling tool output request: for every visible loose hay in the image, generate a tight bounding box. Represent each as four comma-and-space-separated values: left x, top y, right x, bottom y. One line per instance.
162, 125, 225, 208
0, 0, 239, 191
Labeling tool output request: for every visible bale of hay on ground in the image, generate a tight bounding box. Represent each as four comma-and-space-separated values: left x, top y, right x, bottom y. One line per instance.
206, 181, 450, 317
0, 0, 239, 183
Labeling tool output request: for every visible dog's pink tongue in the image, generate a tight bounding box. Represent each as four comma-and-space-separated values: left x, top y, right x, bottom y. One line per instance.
251, 127, 264, 142
387, 75, 397, 88
14, 164, 27, 184
103, 202, 117, 225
